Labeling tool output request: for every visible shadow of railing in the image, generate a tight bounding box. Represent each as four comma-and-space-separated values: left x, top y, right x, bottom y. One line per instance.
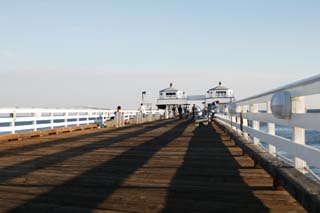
162, 123, 269, 212
0, 119, 177, 185
8, 120, 190, 212
0, 119, 168, 159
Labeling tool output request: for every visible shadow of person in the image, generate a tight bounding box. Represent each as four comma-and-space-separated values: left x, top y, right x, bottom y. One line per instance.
162, 123, 269, 213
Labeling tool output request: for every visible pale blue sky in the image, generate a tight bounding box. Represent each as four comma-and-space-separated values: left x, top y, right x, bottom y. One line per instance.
0, 0, 319, 108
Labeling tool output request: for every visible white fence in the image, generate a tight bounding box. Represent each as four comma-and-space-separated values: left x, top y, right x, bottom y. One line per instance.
0, 108, 163, 135
215, 74, 320, 174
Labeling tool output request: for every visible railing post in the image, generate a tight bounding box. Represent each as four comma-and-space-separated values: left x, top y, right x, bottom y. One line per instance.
267, 101, 276, 156
242, 105, 249, 138
250, 104, 260, 145
50, 112, 54, 129
140, 112, 143, 124
86, 112, 90, 125
76, 112, 80, 126
64, 112, 68, 127
10, 111, 16, 134
292, 96, 307, 173
236, 106, 242, 133
32, 112, 38, 132
136, 112, 140, 124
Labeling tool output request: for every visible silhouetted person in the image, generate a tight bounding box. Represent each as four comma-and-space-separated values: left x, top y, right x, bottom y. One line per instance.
192, 104, 196, 120
139, 103, 146, 117
172, 106, 176, 118
178, 105, 183, 119
183, 107, 188, 119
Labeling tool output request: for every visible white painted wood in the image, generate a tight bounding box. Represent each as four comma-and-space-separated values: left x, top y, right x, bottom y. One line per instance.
235, 74, 320, 105
216, 116, 320, 169
292, 97, 307, 172
250, 104, 260, 145
242, 112, 320, 131
50, 112, 54, 129
64, 112, 68, 128
10, 112, 16, 134
242, 105, 249, 138
215, 74, 320, 175
267, 101, 276, 156
0, 108, 164, 135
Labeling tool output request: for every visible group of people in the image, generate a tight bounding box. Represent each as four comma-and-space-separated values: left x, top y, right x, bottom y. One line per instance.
115, 102, 218, 122
171, 105, 190, 119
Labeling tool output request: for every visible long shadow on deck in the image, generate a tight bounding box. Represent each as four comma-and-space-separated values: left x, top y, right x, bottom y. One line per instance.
0, 120, 166, 159
8, 120, 190, 212
163, 123, 269, 212
0, 119, 176, 185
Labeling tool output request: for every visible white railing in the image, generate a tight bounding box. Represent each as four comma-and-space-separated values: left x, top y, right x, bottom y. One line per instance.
215, 74, 320, 174
0, 108, 163, 135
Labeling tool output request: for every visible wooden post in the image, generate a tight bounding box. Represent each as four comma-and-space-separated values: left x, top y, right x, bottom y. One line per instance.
86, 112, 90, 125
267, 101, 276, 156
76, 112, 80, 126
10, 111, 16, 134
140, 112, 143, 124
135, 112, 140, 124
292, 96, 306, 173
32, 112, 37, 132
242, 105, 249, 138
50, 112, 54, 129
64, 112, 68, 127
251, 104, 260, 145
231, 115, 237, 130
236, 106, 242, 133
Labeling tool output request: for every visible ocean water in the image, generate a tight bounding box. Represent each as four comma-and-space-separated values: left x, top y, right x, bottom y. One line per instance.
256, 117, 320, 177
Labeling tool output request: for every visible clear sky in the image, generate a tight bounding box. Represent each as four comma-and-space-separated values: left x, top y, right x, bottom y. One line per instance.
0, 0, 319, 109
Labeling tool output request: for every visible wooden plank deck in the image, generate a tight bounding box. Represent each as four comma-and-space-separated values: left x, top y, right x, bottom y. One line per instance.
0, 119, 306, 212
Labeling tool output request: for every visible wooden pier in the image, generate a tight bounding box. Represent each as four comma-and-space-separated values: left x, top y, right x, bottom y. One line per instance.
0, 119, 306, 212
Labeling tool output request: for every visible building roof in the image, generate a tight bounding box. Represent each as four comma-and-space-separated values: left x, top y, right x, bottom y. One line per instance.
208, 81, 229, 91
160, 83, 179, 93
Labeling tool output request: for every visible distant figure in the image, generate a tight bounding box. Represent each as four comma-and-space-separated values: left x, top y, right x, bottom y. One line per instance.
192, 104, 196, 120
178, 105, 183, 119
115, 106, 122, 127
172, 106, 176, 118
208, 101, 216, 122
139, 103, 146, 117
117, 105, 121, 112
203, 105, 208, 118
183, 107, 188, 119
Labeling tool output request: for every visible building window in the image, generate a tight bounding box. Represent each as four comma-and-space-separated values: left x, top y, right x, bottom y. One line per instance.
166, 92, 176, 96
216, 91, 226, 97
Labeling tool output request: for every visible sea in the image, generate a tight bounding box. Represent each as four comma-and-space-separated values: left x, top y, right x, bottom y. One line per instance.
253, 109, 320, 177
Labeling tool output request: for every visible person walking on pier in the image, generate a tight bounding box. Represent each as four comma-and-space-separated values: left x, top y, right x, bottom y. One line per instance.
178, 105, 183, 119
192, 104, 196, 120
172, 106, 176, 118
139, 103, 146, 117
115, 106, 123, 127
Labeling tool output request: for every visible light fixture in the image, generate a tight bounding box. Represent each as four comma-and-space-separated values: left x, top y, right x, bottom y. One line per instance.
228, 103, 237, 115
271, 91, 292, 119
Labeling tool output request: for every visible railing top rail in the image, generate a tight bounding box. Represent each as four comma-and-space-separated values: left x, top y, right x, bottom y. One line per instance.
235, 74, 320, 105
0, 108, 162, 115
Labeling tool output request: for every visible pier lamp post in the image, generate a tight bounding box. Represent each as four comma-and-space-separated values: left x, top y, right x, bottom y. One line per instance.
142, 91, 146, 104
